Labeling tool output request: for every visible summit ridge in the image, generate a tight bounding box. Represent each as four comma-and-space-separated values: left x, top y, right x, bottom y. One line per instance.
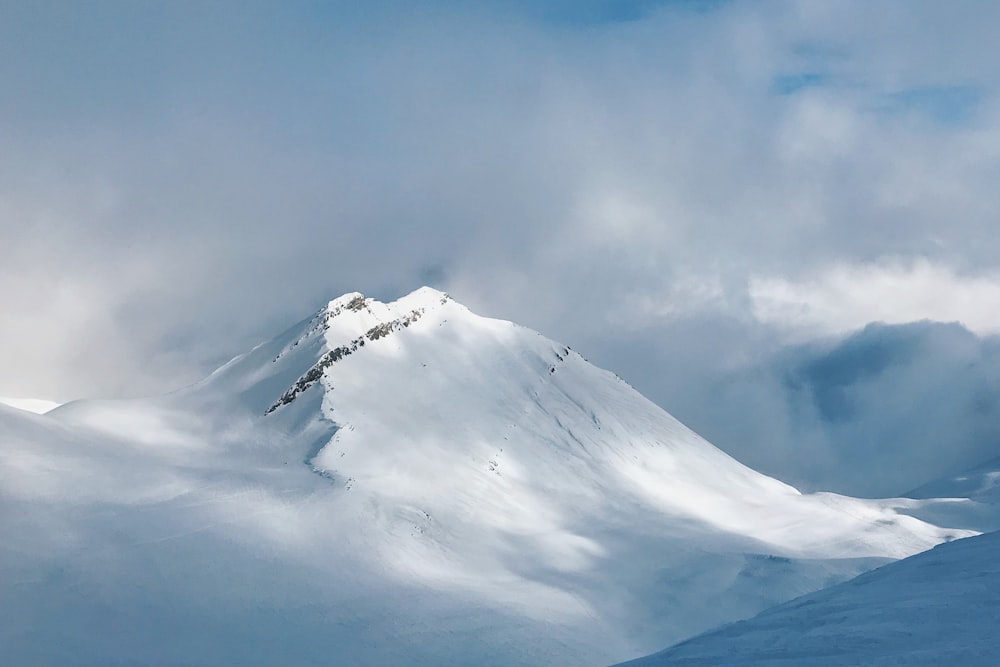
266, 288, 447, 413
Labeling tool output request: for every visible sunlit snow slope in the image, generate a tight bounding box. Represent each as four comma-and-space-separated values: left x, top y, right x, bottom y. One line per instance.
0, 287, 976, 666
0, 396, 61, 414
615, 529, 1000, 666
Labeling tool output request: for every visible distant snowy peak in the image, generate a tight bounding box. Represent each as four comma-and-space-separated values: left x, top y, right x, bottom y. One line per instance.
907, 456, 1000, 503
265, 287, 456, 413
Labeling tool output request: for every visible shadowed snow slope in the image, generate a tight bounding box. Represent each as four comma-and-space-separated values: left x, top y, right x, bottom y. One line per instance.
615, 529, 1000, 667
0, 288, 978, 666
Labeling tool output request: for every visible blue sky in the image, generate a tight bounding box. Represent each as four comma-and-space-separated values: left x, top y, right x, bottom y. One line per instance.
2, 0, 1000, 495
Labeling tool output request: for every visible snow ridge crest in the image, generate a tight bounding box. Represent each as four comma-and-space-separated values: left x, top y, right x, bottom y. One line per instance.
265, 287, 451, 414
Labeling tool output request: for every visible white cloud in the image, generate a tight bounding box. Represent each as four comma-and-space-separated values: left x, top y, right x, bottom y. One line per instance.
3, 0, 1000, 417
750, 259, 1000, 337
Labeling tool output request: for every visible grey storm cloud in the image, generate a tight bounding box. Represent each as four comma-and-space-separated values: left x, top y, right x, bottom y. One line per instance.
608, 319, 1000, 498
3, 0, 1000, 496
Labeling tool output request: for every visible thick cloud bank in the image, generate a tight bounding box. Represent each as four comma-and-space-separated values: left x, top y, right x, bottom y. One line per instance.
624, 321, 1000, 498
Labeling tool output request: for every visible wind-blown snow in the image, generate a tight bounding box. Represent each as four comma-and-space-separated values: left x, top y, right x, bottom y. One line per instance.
615, 529, 1000, 666
0, 287, 980, 666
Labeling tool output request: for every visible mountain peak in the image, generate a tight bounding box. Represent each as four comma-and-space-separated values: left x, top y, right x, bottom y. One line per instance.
264, 287, 460, 414
324, 286, 451, 318
245, 287, 962, 557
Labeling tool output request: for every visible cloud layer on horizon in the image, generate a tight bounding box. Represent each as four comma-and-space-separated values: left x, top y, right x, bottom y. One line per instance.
608, 318, 1000, 497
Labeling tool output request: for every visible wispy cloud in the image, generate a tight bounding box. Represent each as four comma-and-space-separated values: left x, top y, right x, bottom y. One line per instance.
749, 259, 1000, 338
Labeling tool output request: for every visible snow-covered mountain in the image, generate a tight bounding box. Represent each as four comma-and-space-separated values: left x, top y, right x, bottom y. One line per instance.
615, 528, 1000, 667
908, 455, 1000, 506
878, 457, 1000, 535
0, 287, 978, 666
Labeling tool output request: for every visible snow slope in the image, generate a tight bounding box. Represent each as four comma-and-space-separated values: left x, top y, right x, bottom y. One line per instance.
0, 396, 61, 414
615, 529, 1000, 666
0, 287, 977, 666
